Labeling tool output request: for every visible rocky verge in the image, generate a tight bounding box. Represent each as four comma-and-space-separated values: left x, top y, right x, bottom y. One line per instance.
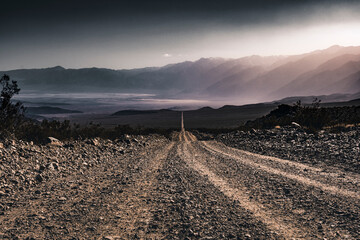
0, 135, 169, 239
214, 126, 360, 174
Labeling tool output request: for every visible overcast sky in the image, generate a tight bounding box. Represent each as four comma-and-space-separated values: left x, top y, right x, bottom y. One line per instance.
1, 0, 360, 70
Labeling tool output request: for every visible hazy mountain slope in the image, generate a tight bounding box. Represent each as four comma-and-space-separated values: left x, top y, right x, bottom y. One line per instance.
299, 60, 360, 95
203, 55, 285, 96
325, 71, 360, 94
1, 45, 360, 102
272, 54, 360, 97
245, 46, 360, 99
159, 58, 228, 91
205, 66, 265, 97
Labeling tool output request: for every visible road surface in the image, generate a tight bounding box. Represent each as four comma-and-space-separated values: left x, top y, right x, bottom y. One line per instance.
107, 127, 360, 239
1, 126, 359, 239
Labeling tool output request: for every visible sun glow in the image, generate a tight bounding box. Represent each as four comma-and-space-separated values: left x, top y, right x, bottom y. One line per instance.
199, 20, 360, 60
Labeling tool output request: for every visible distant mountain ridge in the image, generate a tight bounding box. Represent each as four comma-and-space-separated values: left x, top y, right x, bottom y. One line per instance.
1, 45, 360, 102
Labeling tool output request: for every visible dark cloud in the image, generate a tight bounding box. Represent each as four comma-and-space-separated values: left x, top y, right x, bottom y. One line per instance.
1, 0, 359, 70
1, 0, 352, 24
2, 0, 355, 37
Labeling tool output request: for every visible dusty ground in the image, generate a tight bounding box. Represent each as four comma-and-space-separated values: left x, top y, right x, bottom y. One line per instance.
0, 131, 359, 239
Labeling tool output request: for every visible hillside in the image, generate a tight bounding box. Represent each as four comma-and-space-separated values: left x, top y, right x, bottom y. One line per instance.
26, 106, 82, 115
67, 96, 360, 129
78, 103, 278, 129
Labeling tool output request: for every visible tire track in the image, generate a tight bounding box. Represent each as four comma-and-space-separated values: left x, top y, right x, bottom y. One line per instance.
179, 131, 360, 239
201, 141, 360, 199
152, 138, 280, 239
111, 142, 175, 239
178, 139, 312, 239
204, 141, 360, 190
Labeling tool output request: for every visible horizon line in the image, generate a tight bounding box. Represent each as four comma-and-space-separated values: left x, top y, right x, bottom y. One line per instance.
1, 44, 357, 72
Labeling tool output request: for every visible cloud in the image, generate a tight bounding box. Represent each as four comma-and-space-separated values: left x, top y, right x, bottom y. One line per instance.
162, 53, 172, 57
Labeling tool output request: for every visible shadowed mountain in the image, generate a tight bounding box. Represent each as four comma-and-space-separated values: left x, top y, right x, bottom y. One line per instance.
112, 109, 173, 116
2, 45, 360, 102
26, 106, 82, 115
98, 103, 277, 129
273, 92, 360, 105
79, 95, 360, 129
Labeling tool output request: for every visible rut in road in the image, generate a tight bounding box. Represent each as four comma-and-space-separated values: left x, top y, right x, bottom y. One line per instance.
201, 141, 360, 199
178, 131, 313, 238
175, 130, 360, 239
107, 124, 359, 239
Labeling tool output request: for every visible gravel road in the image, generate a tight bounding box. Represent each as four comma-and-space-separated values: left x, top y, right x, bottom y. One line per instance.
1, 130, 359, 239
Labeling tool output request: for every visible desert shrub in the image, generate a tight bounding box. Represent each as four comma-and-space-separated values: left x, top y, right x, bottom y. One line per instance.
0, 74, 26, 138
245, 100, 360, 131
14, 118, 176, 144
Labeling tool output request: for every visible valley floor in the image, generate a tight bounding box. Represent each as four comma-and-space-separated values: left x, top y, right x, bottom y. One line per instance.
0, 132, 359, 239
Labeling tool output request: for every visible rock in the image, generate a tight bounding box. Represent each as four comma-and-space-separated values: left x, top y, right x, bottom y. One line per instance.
104, 236, 121, 240
87, 138, 100, 146
58, 197, 67, 201
47, 137, 63, 146
35, 174, 43, 182
0, 142, 3, 149
38, 165, 46, 172
291, 122, 301, 128
48, 162, 59, 171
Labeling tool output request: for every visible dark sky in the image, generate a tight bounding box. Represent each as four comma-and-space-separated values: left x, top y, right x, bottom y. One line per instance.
1, 0, 360, 70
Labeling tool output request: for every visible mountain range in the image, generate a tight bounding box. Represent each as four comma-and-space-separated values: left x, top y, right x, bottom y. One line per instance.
2, 45, 360, 103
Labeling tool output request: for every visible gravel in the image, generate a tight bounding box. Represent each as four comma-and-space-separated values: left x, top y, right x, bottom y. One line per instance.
0, 134, 168, 239
215, 126, 360, 174
0, 130, 359, 239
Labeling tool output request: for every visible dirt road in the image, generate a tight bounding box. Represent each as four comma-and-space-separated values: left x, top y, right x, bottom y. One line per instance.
1, 130, 359, 239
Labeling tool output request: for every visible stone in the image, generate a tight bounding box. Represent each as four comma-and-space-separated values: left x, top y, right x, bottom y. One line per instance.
35, 174, 43, 182
47, 137, 63, 146
104, 236, 121, 240
291, 122, 301, 128
91, 138, 100, 146
58, 197, 67, 201
48, 162, 58, 171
